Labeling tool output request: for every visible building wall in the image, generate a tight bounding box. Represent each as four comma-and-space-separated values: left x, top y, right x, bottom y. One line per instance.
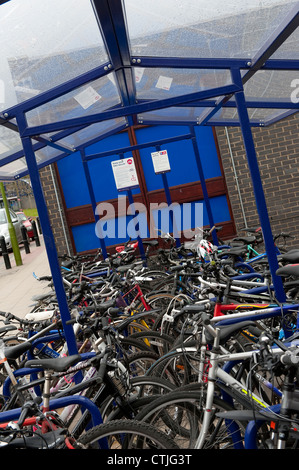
40, 113, 299, 255
215, 113, 299, 248
40, 164, 73, 256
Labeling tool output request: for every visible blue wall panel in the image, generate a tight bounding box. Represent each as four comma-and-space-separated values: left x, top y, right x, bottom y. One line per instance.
135, 125, 221, 192
57, 131, 137, 209
72, 211, 149, 253
57, 151, 90, 209
151, 195, 230, 236
58, 125, 232, 253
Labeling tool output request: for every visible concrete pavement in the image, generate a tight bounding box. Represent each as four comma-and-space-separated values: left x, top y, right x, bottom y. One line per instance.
0, 236, 52, 319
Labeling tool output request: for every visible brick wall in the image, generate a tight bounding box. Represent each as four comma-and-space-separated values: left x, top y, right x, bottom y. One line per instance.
215, 113, 299, 249
39, 164, 73, 256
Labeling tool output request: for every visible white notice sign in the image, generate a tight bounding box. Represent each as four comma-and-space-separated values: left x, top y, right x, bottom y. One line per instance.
155, 75, 173, 91
74, 86, 101, 109
111, 158, 139, 191
151, 150, 171, 174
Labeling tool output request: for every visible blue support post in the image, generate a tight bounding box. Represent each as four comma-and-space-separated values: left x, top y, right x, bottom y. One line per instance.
126, 188, 146, 262
155, 146, 181, 247
231, 69, 286, 302
16, 113, 80, 358
80, 150, 108, 259
189, 126, 218, 246
118, 153, 146, 262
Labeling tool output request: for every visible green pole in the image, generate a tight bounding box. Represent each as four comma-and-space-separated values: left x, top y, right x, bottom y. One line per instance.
0, 182, 22, 266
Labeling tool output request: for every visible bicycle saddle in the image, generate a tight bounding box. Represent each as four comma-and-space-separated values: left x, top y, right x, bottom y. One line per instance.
4, 341, 32, 361
142, 240, 158, 246
218, 247, 247, 257
232, 236, 256, 244
278, 250, 299, 264
31, 292, 55, 302
2, 428, 67, 449
25, 354, 82, 372
205, 320, 260, 345
97, 299, 116, 312
276, 264, 299, 278
115, 264, 134, 273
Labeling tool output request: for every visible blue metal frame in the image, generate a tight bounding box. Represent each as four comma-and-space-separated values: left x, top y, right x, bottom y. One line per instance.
81, 149, 108, 259
0, 0, 297, 348
189, 126, 218, 246
118, 152, 146, 261
232, 68, 286, 302
154, 144, 181, 248
16, 112, 80, 358
20, 83, 241, 137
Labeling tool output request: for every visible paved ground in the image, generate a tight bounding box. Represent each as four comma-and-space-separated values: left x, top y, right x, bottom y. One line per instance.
0, 236, 52, 319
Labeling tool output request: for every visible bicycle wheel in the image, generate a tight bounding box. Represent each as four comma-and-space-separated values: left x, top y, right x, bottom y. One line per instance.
76, 419, 179, 449
117, 336, 154, 355
146, 342, 201, 387
100, 376, 177, 422
130, 330, 174, 355
135, 386, 246, 449
126, 351, 159, 378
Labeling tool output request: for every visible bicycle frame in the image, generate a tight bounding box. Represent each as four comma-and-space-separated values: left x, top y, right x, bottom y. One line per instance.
148, 302, 299, 448
0, 394, 104, 447
122, 282, 151, 311
211, 302, 299, 334
195, 325, 289, 449
194, 273, 274, 303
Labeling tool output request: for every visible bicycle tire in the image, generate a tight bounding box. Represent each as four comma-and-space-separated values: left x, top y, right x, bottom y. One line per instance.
76, 418, 179, 449
126, 351, 160, 378
146, 343, 200, 387
100, 375, 177, 421
135, 386, 246, 449
130, 330, 174, 355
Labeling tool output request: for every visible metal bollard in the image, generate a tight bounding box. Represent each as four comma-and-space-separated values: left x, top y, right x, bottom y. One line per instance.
21, 226, 31, 254
31, 220, 41, 247
36, 217, 42, 235
0, 236, 11, 269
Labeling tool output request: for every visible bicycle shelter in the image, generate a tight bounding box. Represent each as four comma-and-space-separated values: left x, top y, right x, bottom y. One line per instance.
0, 0, 298, 354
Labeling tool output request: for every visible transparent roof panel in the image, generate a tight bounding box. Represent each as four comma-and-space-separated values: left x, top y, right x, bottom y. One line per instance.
0, 124, 23, 160
0, 0, 108, 112
244, 70, 299, 102
26, 73, 121, 127
0, 117, 129, 180
138, 106, 211, 124
271, 25, 299, 59
209, 106, 293, 124
0, 0, 297, 180
0, 158, 28, 179
56, 117, 128, 150
134, 67, 232, 101
124, 0, 298, 59
0, 143, 67, 180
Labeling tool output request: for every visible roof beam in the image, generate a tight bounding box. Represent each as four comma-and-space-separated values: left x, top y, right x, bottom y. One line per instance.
242, 4, 299, 85
91, 0, 136, 123
20, 83, 241, 137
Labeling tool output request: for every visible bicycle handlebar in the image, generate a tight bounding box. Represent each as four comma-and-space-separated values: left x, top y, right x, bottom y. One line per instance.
281, 349, 299, 367
0, 310, 38, 327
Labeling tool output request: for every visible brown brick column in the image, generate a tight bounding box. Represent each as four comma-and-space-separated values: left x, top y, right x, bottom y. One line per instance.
39, 164, 73, 256
215, 113, 299, 247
